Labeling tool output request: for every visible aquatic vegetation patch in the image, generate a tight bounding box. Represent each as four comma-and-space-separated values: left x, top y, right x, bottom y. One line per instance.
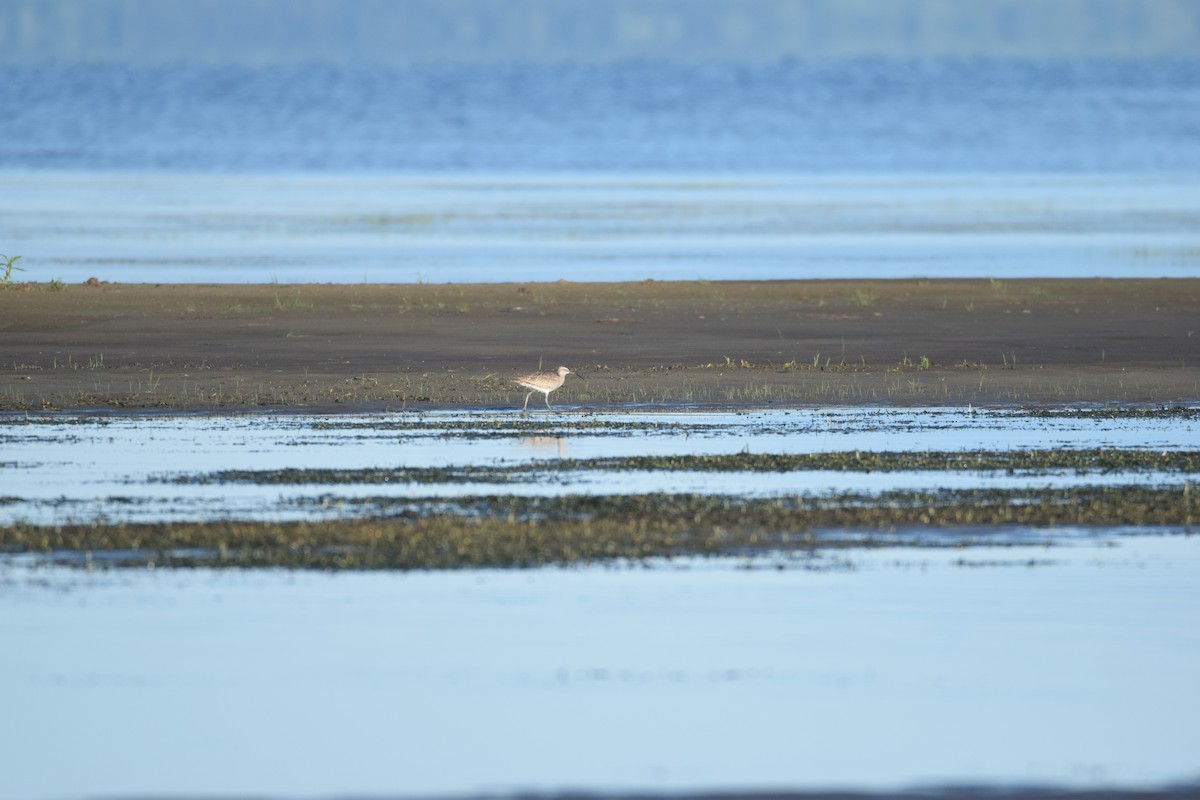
174, 448, 1200, 486
559, 449, 1200, 475
1022, 405, 1200, 420
341, 486, 1196, 530
2, 485, 1192, 570
0, 414, 112, 427
176, 465, 530, 486
309, 416, 692, 437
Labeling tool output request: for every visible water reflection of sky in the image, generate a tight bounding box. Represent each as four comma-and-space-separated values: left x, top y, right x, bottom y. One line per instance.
1, 408, 1196, 524
2, 536, 1198, 799
5, 173, 1199, 283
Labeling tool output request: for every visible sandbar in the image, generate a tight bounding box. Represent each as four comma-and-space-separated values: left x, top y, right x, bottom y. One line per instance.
1, 278, 1197, 411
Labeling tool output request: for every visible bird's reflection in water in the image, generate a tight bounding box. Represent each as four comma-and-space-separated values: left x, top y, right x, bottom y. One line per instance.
518, 436, 568, 458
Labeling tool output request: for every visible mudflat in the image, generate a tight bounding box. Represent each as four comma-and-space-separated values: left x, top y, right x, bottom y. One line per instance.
1, 278, 1197, 411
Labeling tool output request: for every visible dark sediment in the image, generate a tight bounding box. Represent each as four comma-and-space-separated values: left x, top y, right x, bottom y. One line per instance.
1, 278, 1197, 410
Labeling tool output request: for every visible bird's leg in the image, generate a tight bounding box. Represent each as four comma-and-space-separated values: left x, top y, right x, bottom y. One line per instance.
545, 393, 553, 412
523, 392, 533, 412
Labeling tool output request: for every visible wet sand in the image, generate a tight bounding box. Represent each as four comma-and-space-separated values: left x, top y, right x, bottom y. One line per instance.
1, 279, 1197, 410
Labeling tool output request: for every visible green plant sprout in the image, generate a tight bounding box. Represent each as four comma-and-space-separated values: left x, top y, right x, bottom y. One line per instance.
1, 254, 24, 288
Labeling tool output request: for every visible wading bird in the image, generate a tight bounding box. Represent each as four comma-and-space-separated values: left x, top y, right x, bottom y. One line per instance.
512, 366, 576, 414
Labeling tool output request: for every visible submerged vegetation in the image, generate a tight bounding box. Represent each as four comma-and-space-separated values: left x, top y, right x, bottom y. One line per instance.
3, 402, 1196, 571
1, 485, 1193, 570
174, 448, 1200, 486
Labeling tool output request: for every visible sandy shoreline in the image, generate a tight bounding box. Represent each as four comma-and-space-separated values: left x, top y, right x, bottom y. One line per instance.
2, 278, 1197, 411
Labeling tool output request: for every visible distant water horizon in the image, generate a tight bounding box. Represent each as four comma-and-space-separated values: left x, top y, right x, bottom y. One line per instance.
7, 0, 1200, 64
2, 58, 1198, 283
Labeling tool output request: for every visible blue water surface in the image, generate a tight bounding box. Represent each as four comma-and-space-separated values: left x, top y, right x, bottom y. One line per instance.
2, 59, 1199, 282
3, 59, 1199, 173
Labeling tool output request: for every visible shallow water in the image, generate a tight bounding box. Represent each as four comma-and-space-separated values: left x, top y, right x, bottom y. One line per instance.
5, 172, 1199, 284
1, 408, 1196, 524
3, 407, 1197, 797
2, 534, 1198, 799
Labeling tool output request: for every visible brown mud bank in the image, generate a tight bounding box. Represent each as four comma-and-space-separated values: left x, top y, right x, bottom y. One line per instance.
1, 278, 1197, 411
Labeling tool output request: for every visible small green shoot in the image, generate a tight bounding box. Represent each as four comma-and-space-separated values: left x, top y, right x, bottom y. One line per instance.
1, 254, 25, 288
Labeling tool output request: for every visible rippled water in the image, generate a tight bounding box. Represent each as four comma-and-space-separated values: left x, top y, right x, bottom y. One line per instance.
5, 61, 1198, 173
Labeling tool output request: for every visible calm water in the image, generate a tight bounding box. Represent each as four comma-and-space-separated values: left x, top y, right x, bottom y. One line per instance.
3, 538, 1199, 799
5, 171, 1200, 283
2, 59, 1199, 282
2, 408, 1197, 525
